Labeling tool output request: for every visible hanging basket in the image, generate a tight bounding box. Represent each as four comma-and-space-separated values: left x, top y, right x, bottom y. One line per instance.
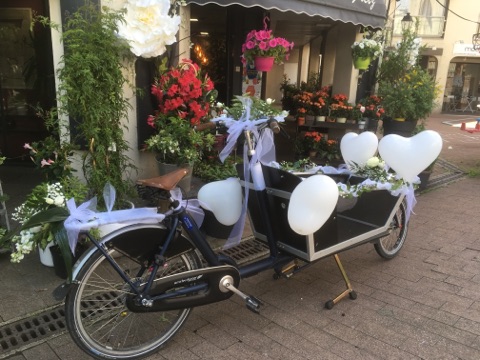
254, 56, 275, 72
353, 57, 371, 70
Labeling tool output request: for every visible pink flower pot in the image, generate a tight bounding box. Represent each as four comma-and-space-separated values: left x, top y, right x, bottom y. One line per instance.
254, 56, 275, 72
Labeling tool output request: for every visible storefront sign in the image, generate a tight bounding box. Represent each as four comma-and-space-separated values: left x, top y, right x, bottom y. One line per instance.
453, 43, 480, 57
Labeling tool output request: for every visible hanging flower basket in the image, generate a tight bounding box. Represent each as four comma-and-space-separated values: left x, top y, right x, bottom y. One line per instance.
241, 16, 294, 70
353, 57, 371, 70
254, 56, 275, 72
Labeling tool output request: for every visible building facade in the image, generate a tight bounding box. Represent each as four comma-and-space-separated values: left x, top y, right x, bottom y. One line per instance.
1, 0, 390, 179
388, 0, 480, 114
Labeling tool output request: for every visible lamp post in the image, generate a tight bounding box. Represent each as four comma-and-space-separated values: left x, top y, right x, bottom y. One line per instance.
401, 12, 414, 31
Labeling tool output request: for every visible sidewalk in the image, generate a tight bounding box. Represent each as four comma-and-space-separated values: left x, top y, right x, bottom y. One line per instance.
0, 113, 479, 359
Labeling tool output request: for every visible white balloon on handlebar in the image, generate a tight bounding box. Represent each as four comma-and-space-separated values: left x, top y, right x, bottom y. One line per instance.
288, 175, 339, 235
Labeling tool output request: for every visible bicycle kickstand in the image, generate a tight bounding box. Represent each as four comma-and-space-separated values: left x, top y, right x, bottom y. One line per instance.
219, 275, 263, 314
324, 254, 357, 310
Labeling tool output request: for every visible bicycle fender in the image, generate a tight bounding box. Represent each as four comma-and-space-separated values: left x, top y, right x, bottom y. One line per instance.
71, 224, 194, 284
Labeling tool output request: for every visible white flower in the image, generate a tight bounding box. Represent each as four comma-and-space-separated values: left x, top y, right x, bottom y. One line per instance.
45, 197, 54, 205
117, 0, 182, 58
29, 226, 42, 233
366, 157, 380, 168
53, 196, 65, 206
266, 98, 274, 105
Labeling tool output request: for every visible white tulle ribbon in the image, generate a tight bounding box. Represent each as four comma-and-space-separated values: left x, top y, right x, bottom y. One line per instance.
64, 184, 166, 253
170, 188, 206, 228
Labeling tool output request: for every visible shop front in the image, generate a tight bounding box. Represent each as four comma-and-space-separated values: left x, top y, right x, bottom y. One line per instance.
442, 44, 480, 113
186, 0, 388, 103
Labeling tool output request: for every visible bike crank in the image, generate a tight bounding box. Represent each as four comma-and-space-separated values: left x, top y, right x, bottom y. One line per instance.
219, 275, 263, 314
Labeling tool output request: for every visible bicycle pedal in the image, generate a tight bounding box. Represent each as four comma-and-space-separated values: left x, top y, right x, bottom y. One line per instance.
245, 296, 262, 314
279, 259, 300, 277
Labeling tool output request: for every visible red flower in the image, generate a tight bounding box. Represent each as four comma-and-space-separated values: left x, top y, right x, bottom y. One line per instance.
149, 59, 214, 127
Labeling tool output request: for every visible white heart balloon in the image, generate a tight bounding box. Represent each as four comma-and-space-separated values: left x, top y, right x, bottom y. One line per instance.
378, 130, 443, 182
198, 178, 242, 225
340, 131, 379, 169
288, 175, 338, 235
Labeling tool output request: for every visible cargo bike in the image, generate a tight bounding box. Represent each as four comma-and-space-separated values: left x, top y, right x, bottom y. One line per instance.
59, 113, 412, 360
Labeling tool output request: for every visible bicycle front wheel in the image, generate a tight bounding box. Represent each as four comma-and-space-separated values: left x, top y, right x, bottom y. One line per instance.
65, 230, 201, 360
374, 200, 408, 259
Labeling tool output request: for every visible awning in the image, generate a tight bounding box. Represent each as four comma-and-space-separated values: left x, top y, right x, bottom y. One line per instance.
187, 0, 388, 29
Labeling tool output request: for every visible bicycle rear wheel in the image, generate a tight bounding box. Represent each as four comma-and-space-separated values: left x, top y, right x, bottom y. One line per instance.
65, 227, 201, 360
374, 200, 408, 259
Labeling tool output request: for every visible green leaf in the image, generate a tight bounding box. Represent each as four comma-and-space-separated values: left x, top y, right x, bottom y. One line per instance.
53, 225, 74, 283
22, 207, 69, 229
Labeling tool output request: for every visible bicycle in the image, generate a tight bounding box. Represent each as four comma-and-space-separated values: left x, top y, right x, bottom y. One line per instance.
58, 116, 408, 359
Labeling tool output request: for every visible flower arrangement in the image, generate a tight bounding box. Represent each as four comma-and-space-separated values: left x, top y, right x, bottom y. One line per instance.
223, 95, 287, 120
303, 131, 323, 151
150, 59, 215, 126
294, 133, 341, 163
241, 28, 294, 65
338, 156, 411, 198
117, 0, 185, 58
329, 93, 354, 119
356, 95, 384, 119
10, 177, 89, 263
293, 91, 314, 115
351, 37, 383, 61
146, 59, 217, 165
319, 138, 341, 163
311, 89, 330, 116
145, 115, 215, 165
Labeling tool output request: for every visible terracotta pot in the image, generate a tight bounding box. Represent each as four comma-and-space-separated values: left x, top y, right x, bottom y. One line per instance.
297, 116, 305, 126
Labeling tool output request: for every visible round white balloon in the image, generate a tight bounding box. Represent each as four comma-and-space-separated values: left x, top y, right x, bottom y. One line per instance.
340, 131, 379, 169
288, 175, 338, 235
378, 130, 443, 182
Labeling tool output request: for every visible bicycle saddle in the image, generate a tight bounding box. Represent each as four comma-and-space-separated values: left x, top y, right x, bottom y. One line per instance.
136, 168, 189, 191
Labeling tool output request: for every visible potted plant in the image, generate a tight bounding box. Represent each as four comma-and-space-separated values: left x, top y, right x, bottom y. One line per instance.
145, 59, 216, 190
356, 95, 384, 132
329, 93, 354, 123
36, 5, 137, 208
312, 89, 330, 122
304, 131, 323, 157
241, 24, 294, 72
377, 24, 438, 137
9, 177, 89, 266
351, 31, 383, 69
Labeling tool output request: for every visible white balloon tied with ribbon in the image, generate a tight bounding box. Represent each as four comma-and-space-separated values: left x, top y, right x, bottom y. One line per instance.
378, 130, 443, 183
